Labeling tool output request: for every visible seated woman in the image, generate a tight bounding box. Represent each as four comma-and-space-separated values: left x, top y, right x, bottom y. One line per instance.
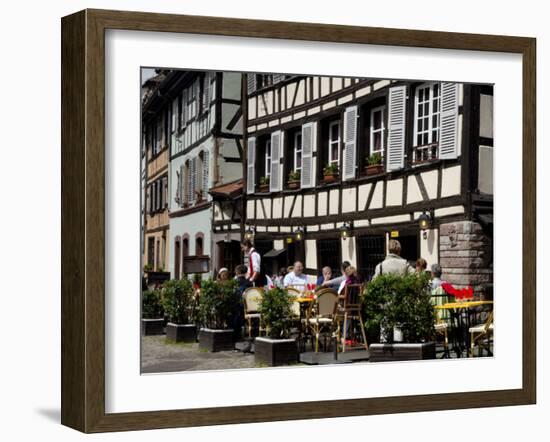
338, 265, 360, 294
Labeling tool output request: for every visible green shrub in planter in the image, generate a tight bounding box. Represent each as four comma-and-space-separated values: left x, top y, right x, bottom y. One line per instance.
259, 287, 294, 339
161, 279, 195, 324
198, 278, 240, 330
142, 289, 163, 319
363, 272, 435, 343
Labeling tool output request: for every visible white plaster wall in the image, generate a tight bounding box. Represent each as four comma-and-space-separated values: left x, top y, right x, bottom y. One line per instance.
386, 178, 403, 206
357, 183, 372, 210
420, 228, 439, 269
329, 189, 339, 215
317, 191, 327, 216
421, 169, 439, 199
342, 187, 357, 213
407, 175, 423, 204
341, 236, 356, 265
479, 146, 494, 194
305, 239, 317, 269
369, 181, 384, 209
480, 94, 494, 138
272, 197, 283, 218
441, 165, 461, 197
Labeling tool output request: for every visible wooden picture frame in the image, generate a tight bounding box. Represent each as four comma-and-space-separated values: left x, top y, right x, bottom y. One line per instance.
61, 8, 536, 433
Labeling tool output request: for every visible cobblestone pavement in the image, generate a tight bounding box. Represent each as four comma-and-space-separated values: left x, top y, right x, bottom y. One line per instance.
141, 335, 256, 373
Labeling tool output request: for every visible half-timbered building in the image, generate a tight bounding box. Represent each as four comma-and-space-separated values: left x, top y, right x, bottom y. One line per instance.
156, 70, 244, 279
142, 71, 171, 272
244, 74, 493, 291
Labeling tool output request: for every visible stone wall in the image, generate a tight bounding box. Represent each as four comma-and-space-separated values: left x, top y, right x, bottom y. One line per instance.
439, 221, 493, 292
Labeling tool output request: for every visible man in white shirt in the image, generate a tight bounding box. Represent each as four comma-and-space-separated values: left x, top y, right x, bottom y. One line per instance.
283, 261, 308, 290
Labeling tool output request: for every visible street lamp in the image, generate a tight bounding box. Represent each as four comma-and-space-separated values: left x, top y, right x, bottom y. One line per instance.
339, 222, 352, 240
417, 209, 433, 239
294, 226, 305, 241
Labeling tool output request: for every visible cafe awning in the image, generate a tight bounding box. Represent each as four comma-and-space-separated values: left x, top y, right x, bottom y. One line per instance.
263, 249, 286, 258
209, 179, 243, 200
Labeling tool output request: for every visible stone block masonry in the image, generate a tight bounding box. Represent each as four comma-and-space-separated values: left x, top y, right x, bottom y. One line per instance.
439, 221, 493, 292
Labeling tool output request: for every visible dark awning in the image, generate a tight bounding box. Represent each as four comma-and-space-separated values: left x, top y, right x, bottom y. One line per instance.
478, 213, 493, 228
264, 249, 286, 258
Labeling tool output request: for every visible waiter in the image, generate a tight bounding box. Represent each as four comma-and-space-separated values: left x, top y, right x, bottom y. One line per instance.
240, 239, 266, 287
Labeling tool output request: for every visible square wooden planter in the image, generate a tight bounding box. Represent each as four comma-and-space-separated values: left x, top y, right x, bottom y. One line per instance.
166, 323, 197, 343
369, 342, 436, 362
254, 337, 299, 367
198, 328, 235, 352
141, 318, 165, 336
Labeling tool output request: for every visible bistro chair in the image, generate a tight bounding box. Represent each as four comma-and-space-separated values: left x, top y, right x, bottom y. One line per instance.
242, 287, 265, 338
307, 288, 339, 353
469, 310, 494, 357
431, 286, 451, 358
337, 283, 368, 352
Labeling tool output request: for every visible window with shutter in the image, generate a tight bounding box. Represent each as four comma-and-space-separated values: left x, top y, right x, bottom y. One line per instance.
269, 131, 283, 192
163, 176, 168, 209
300, 122, 317, 188
413, 83, 441, 162
247, 73, 257, 95
246, 137, 256, 194
387, 85, 407, 171
438, 82, 459, 160
343, 105, 358, 181
272, 73, 285, 84
370, 106, 386, 155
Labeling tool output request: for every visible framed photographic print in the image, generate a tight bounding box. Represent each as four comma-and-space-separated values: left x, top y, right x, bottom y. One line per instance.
61, 9, 536, 433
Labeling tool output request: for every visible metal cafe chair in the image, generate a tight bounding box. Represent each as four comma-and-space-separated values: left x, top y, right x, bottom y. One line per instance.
469, 310, 494, 357
307, 288, 339, 353
242, 287, 265, 338
431, 286, 451, 358
337, 283, 368, 352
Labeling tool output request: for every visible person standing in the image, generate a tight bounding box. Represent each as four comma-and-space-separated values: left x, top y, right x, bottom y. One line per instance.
241, 239, 266, 287
373, 240, 415, 277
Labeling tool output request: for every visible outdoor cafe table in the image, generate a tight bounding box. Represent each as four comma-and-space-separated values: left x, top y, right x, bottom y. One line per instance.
435, 300, 494, 358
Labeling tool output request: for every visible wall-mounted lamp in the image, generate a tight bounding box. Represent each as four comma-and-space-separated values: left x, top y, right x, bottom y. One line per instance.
244, 225, 255, 241
339, 222, 352, 240
417, 209, 434, 239
294, 226, 305, 241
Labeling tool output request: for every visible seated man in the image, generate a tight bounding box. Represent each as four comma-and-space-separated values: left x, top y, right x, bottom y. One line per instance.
283, 261, 308, 290
234, 265, 252, 295
321, 261, 351, 291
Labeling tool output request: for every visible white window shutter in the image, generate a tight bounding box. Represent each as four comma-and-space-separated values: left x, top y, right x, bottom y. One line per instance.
273, 73, 285, 84
247, 137, 256, 194
171, 99, 177, 132
343, 105, 358, 181
439, 82, 459, 160
182, 90, 187, 127
387, 85, 407, 171
202, 150, 210, 193
247, 73, 257, 95
270, 131, 283, 192
301, 122, 317, 188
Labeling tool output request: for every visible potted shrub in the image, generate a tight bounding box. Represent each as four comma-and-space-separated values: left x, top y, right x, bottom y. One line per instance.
198, 278, 240, 351
287, 170, 301, 189
141, 288, 165, 336
363, 272, 436, 362
259, 176, 270, 192
365, 152, 384, 175
255, 287, 299, 366
323, 163, 339, 183
161, 279, 197, 343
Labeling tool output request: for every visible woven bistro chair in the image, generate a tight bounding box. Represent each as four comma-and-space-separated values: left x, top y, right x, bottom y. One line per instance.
337, 283, 368, 352
307, 288, 339, 353
431, 286, 451, 358
242, 287, 265, 338
469, 310, 494, 357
